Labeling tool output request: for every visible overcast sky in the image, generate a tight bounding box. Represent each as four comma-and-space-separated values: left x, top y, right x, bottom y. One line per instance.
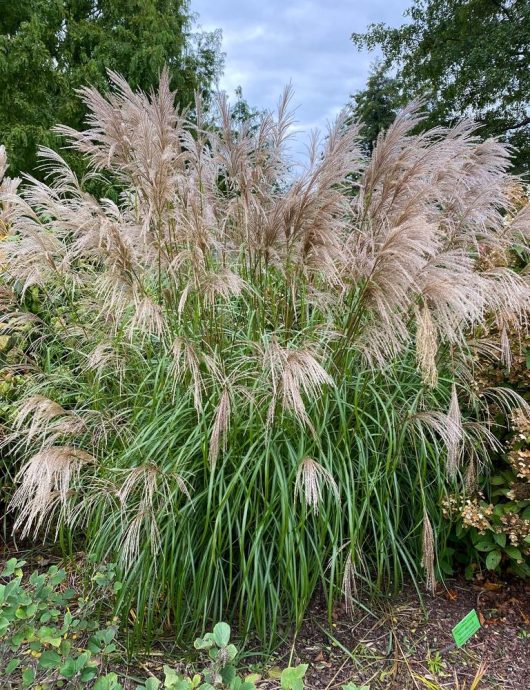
192, 0, 409, 138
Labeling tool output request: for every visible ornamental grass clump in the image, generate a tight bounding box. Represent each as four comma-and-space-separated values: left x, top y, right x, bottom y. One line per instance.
1, 71, 529, 644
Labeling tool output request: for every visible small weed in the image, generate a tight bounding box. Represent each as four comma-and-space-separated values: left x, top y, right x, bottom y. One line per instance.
0, 557, 122, 688
426, 651, 444, 675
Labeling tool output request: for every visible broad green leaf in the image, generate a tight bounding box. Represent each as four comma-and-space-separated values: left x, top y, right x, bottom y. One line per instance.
80, 667, 98, 682
239, 682, 255, 690
39, 649, 61, 669
144, 678, 161, 690
245, 674, 261, 684
193, 633, 214, 650
504, 545, 523, 562
75, 651, 92, 671
60, 657, 77, 679
281, 664, 308, 690
6, 658, 20, 674
493, 533, 507, 548
473, 539, 496, 552
94, 673, 123, 689
1, 558, 26, 577
221, 664, 236, 684
485, 549, 502, 570
212, 621, 231, 647
225, 643, 238, 661
163, 665, 182, 687
22, 667, 36, 688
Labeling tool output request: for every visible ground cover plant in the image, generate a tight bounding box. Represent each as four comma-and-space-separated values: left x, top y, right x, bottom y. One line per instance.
0, 556, 306, 689
0, 71, 529, 647
0, 556, 122, 688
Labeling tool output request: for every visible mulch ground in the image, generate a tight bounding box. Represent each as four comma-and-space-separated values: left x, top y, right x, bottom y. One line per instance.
269, 576, 530, 689
1, 543, 529, 689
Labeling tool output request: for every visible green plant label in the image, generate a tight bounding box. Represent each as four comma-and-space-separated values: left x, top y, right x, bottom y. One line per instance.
452, 609, 481, 647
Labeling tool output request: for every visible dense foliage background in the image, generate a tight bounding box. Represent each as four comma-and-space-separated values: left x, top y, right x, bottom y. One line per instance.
352, 0, 530, 172
0, 0, 222, 177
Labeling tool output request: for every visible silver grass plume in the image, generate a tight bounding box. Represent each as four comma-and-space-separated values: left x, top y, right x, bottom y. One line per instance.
294, 457, 339, 514
11, 395, 86, 450
342, 551, 358, 616
263, 341, 333, 427
447, 384, 463, 478
421, 509, 436, 595
117, 464, 190, 567
209, 388, 231, 468
9, 446, 94, 540
416, 303, 438, 387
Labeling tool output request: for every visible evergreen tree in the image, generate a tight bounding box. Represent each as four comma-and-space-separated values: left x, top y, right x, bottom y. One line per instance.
352, 62, 401, 153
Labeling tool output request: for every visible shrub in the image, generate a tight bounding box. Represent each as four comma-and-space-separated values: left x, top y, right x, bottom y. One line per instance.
0, 557, 121, 688
443, 226, 530, 579
0, 73, 529, 643
0, 558, 305, 690
445, 389, 530, 579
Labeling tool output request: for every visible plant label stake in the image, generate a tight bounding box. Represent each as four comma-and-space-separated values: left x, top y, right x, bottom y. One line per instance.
452, 609, 481, 647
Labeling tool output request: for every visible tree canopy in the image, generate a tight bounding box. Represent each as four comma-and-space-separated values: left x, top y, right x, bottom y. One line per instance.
352, 0, 530, 173
0, 0, 222, 176
351, 62, 401, 153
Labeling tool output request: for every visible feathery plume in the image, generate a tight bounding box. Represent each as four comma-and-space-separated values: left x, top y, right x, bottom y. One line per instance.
209, 388, 231, 468
0, 145, 7, 181
294, 457, 339, 513
11, 395, 85, 449
128, 296, 167, 340
416, 303, 438, 387
170, 337, 203, 412
117, 463, 190, 566
499, 326, 512, 371
421, 509, 436, 595
263, 341, 333, 427
447, 384, 463, 478
10, 446, 94, 539
342, 551, 358, 616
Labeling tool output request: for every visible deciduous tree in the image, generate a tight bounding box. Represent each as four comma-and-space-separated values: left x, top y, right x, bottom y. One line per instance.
352, 0, 530, 172
0, 0, 222, 175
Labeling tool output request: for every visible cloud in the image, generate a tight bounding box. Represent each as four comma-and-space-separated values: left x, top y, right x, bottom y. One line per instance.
192, 0, 409, 136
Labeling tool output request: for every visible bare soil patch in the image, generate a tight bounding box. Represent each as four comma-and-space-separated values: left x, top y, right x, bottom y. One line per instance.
270, 577, 530, 689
